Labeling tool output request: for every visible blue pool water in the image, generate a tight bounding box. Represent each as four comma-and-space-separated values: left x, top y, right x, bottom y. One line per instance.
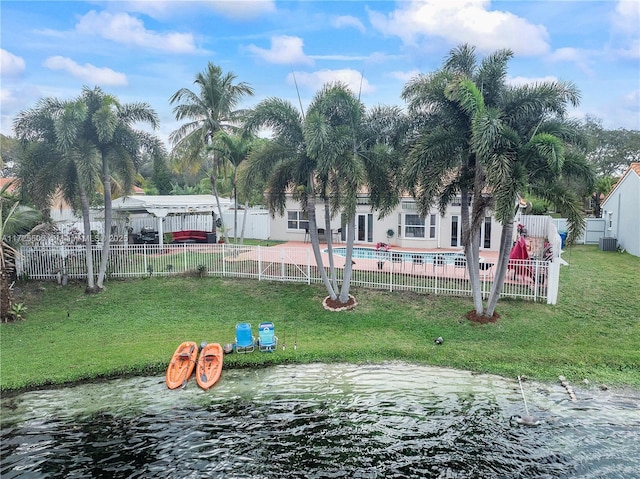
327, 247, 465, 264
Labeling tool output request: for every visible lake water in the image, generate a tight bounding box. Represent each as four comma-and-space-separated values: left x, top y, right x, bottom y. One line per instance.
1, 363, 639, 478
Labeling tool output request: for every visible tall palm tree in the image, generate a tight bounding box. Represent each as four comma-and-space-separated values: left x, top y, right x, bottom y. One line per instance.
212, 131, 256, 244
443, 53, 592, 318
244, 83, 405, 306
403, 44, 593, 319
169, 62, 254, 234
76, 87, 163, 289
13, 97, 102, 291
402, 44, 512, 314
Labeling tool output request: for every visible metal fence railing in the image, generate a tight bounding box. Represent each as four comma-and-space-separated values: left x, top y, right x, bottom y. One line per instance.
17, 243, 556, 303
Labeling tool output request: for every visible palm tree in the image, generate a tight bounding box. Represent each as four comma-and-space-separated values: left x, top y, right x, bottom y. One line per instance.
442, 53, 592, 318
403, 44, 593, 320
244, 83, 405, 306
402, 44, 512, 314
14, 97, 102, 291
212, 131, 256, 244
76, 87, 163, 289
169, 62, 254, 235
14, 87, 164, 290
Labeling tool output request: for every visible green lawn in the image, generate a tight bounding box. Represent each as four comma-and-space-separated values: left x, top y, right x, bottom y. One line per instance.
1, 245, 638, 391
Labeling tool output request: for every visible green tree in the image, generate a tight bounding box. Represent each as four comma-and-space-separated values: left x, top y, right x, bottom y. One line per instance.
14, 97, 102, 290
402, 44, 512, 315
403, 44, 593, 319
15, 88, 164, 290
581, 116, 640, 176
1, 181, 40, 321
212, 131, 257, 244
169, 62, 254, 234
244, 83, 405, 306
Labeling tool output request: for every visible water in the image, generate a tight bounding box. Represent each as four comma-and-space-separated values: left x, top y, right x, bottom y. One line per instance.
1, 363, 639, 478
328, 247, 464, 264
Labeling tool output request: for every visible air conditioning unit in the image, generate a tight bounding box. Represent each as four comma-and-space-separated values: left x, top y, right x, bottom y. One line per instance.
599, 237, 618, 252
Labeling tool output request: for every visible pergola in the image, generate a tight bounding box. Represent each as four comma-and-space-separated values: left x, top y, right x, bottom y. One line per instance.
111, 195, 229, 247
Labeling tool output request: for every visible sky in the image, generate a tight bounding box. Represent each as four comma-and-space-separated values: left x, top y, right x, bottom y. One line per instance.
1, 0, 639, 149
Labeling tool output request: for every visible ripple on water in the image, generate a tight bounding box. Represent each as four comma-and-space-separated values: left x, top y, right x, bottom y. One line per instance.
1, 363, 639, 478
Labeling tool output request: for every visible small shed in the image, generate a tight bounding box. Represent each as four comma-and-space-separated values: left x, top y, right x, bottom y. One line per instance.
601, 163, 640, 257
111, 195, 231, 247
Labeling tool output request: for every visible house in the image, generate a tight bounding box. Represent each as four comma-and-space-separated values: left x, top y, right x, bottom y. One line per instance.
269, 193, 504, 252
601, 162, 640, 257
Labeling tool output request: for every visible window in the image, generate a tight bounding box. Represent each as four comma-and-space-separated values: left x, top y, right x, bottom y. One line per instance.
287, 211, 309, 230
405, 214, 425, 238
401, 201, 417, 210
451, 215, 459, 247
429, 214, 436, 239
483, 216, 492, 248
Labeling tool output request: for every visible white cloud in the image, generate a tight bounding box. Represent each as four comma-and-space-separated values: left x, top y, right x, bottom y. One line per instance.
1, 49, 26, 78
287, 69, 374, 95
547, 47, 594, 74
611, 0, 640, 35
76, 10, 197, 54
368, 0, 549, 56
43, 56, 128, 86
247, 35, 313, 65
387, 69, 421, 83
333, 15, 366, 34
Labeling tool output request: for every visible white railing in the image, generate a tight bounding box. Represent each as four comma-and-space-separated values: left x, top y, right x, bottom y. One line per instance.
17, 243, 555, 303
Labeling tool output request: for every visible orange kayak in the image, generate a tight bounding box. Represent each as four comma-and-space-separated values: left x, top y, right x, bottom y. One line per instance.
196, 343, 223, 390
165, 341, 198, 389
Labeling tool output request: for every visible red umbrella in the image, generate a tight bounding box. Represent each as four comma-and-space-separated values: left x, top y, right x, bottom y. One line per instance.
509, 236, 531, 277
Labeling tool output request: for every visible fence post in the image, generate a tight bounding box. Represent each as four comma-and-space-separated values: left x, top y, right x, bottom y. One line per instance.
258, 245, 262, 281
547, 259, 560, 305
307, 248, 311, 285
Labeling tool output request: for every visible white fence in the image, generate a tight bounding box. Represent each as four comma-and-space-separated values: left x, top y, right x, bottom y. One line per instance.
17, 243, 556, 304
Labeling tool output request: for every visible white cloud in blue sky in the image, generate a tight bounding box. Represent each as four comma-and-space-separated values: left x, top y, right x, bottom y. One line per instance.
1, 0, 638, 147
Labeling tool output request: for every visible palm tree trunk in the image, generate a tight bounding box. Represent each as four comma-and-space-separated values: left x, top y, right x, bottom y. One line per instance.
79, 185, 96, 291
240, 199, 249, 244
306, 179, 337, 300
338, 215, 356, 303
323, 197, 338, 292
96, 162, 112, 289
485, 220, 515, 317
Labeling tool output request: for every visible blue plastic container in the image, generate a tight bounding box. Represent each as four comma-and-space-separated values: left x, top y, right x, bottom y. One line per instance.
559, 232, 567, 249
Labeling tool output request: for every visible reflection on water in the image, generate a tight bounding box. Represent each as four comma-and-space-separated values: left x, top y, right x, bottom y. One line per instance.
2, 363, 639, 478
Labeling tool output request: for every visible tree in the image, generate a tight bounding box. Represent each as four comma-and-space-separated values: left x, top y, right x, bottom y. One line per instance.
14, 87, 165, 291
14, 97, 102, 291
403, 44, 594, 320
244, 83, 405, 306
1, 181, 40, 321
581, 116, 640, 176
212, 131, 256, 244
169, 62, 254, 234
402, 44, 513, 315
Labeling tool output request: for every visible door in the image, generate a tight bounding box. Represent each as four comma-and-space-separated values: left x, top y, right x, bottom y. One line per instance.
357, 213, 374, 243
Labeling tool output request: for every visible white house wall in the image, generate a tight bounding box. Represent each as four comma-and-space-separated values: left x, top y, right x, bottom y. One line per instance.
270, 197, 504, 252
602, 170, 640, 257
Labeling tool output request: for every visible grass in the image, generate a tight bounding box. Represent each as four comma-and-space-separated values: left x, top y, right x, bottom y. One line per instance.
1, 245, 638, 392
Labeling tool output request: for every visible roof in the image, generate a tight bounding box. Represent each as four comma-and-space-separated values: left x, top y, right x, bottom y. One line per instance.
601, 162, 640, 205
111, 195, 232, 217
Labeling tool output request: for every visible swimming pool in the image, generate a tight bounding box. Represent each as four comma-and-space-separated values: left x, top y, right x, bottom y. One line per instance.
326, 247, 465, 264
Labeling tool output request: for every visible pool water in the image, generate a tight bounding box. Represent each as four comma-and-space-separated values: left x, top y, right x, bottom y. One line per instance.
327, 247, 465, 264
